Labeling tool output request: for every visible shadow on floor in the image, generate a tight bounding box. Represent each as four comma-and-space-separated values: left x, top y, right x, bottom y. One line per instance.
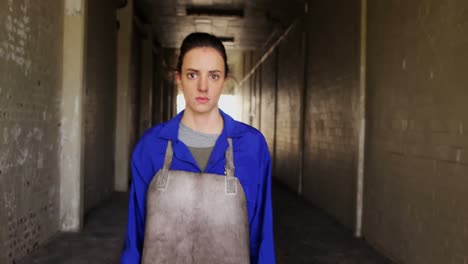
18, 182, 393, 264
18, 192, 129, 264
272, 182, 393, 264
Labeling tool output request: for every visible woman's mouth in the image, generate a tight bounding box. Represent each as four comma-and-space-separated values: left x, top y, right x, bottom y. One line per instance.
196, 97, 209, 103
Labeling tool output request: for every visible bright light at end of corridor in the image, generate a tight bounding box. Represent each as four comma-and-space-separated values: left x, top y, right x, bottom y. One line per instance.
177, 94, 242, 121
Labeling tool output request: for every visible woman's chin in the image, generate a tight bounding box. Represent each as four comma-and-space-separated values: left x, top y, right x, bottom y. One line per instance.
186, 105, 218, 115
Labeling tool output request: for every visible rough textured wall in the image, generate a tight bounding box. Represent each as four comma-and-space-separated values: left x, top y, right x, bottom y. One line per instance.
365, 1, 468, 263
84, 0, 117, 212
152, 50, 164, 125
241, 51, 254, 124
274, 25, 304, 191
139, 30, 153, 136
259, 52, 277, 155
250, 51, 263, 130
0, 1, 63, 263
302, 0, 361, 229
161, 48, 178, 120
115, 1, 135, 191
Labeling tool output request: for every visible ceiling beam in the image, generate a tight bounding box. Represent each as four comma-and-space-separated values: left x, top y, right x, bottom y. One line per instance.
186, 5, 244, 17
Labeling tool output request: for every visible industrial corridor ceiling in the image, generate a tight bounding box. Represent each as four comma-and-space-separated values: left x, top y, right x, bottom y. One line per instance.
135, 0, 304, 50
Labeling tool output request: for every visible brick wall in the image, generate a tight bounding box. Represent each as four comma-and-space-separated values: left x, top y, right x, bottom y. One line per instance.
241, 51, 254, 124
364, 1, 468, 263
83, 0, 117, 212
250, 51, 263, 130
243, 1, 361, 229
302, 0, 361, 229
0, 1, 64, 263
151, 47, 175, 125
259, 52, 277, 155
161, 48, 178, 121
274, 25, 304, 191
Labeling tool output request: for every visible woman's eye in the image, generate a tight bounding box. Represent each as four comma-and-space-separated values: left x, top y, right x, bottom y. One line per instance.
210, 74, 220, 80
187, 73, 197, 79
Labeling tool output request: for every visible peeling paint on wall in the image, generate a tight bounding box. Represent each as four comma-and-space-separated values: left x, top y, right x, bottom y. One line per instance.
16, 148, 29, 165
37, 152, 43, 169
0, 0, 32, 75
0, 149, 11, 173
3, 127, 9, 143
0, 0, 63, 262
11, 124, 22, 141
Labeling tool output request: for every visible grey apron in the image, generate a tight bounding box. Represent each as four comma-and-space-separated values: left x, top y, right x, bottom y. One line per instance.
141, 138, 250, 264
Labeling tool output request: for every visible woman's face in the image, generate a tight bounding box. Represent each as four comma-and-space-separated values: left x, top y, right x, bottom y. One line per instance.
176, 47, 226, 116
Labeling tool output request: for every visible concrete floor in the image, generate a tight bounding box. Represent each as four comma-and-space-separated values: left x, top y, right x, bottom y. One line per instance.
18, 182, 393, 264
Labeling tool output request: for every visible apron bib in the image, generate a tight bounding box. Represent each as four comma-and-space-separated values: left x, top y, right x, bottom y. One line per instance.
142, 138, 250, 264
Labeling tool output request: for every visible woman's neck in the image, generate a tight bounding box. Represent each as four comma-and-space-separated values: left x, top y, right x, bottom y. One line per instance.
181, 108, 223, 134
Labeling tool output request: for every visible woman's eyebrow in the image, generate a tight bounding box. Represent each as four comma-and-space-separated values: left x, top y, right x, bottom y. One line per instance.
184, 68, 222, 74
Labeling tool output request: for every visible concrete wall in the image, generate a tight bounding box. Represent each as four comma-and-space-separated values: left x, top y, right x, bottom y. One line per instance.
162, 48, 178, 120
364, 1, 468, 263
242, 0, 361, 229
250, 51, 263, 130
152, 49, 165, 125
0, 1, 64, 263
128, 23, 142, 155
115, 1, 136, 191
274, 24, 304, 192
241, 51, 254, 124
259, 51, 277, 155
302, 0, 361, 229
138, 25, 153, 136
150, 46, 176, 126
83, 0, 117, 212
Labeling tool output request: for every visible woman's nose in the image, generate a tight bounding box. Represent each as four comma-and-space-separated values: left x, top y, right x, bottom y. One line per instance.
198, 76, 208, 92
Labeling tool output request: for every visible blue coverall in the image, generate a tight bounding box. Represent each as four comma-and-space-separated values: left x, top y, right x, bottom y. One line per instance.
120, 110, 276, 264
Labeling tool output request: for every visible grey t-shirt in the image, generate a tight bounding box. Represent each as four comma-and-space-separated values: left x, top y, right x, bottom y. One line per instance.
178, 123, 220, 172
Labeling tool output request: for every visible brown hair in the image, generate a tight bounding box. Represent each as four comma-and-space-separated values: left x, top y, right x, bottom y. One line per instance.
176, 32, 229, 77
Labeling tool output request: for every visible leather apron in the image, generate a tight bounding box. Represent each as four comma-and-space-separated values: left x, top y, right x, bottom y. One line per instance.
141, 138, 250, 264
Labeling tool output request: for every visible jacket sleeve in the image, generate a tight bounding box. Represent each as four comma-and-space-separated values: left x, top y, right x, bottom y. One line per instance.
120, 144, 151, 264
251, 139, 276, 264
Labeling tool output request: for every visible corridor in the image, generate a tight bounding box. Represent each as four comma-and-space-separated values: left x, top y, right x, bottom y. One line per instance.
17, 182, 392, 264
2, 0, 468, 264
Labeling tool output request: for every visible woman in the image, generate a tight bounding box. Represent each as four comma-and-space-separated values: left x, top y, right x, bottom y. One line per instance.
120, 32, 276, 264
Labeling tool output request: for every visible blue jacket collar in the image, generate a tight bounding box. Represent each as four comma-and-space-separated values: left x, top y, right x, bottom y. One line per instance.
158, 109, 242, 141
158, 109, 242, 172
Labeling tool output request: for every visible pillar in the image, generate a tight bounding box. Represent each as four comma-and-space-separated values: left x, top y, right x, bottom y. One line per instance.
59, 0, 87, 231
115, 0, 134, 191
139, 24, 153, 136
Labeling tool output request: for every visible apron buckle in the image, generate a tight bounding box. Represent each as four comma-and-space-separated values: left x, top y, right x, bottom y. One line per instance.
157, 170, 169, 189
225, 177, 237, 194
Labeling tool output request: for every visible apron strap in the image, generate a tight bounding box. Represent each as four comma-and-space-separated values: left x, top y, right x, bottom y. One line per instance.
156, 141, 173, 189
163, 140, 173, 171
225, 138, 238, 194
225, 138, 235, 177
